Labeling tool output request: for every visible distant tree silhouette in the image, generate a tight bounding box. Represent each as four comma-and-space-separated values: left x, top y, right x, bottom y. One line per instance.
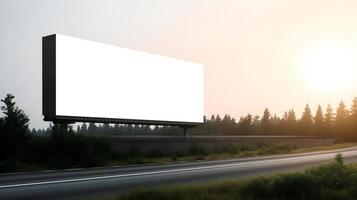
88, 122, 97, 134
80, 123, 88, 134
238, 114, 253, 134
351, 97, 357, 128
300, 104, 313, 135
261, 108, 272, 134
280, 109, 297, 135
323, 104, 334, 136
15, 93, 356, 140
351, 98, 357, 118
222, 114, 236, 134
314, 105, 324, 135
336, 101, 349, 122
336, 101, 349, 140
351, 98, 357, 135
252, 115, 260, 134
325, 104, 334, 125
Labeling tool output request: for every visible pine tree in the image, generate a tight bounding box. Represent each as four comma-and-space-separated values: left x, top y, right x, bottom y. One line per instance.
287, 110, 297, 122
324, 104, 334, 136
336, 101, 349, 140
261, 108, 271, 134
336, 101, 349, 123
1, 94, 29, 131
351, 97, 357, 120
80, 123, 88, 134
314, 105, 324, 135
351, 97, 357, 138
325, 105, 334, 125
286, 109, 297, 135
300, 104, 313, 135
88, 123, 97, 134
215, 114, 222, 123
252, 115, 260, 134
238, 114, 253, 134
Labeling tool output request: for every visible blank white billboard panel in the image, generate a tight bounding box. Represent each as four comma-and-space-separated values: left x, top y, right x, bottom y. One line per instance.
43, 34, 203, 125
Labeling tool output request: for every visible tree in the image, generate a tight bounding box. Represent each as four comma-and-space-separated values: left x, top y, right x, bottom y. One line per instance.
215, 114, 222, 123
351, 97, 357, 138
351, 97, 357, 118
286, 109, 297, 135
300, 104, 313, 135
314, 105, 324, 135
76, 125, 80, 133
80, 123, 88, 134
237, 114, 253, 134
261, 108, 271, 134
222, 114, 236, 134
88, 123, 97, 134
0, 93, 30, 160
325, 104, 334, 125
1, 94, 29, 131
336, 101, 349, 123
252, 115, 260, 134
324, 104, 334, 136
335, 101, 350, 140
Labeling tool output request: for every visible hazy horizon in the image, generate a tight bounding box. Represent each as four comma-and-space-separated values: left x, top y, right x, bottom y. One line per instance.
1, 0, 357, 128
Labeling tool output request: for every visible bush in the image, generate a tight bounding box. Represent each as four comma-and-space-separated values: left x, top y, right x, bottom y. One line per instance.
189, 145, 208, 156
0, 131, 117, 173
272, 173, 318, 199
306, 153, 350, 190
118, 154, 357, 200
240, 176, 274, 199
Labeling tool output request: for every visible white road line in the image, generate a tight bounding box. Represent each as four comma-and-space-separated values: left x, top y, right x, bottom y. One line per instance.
0, 152, 343, 189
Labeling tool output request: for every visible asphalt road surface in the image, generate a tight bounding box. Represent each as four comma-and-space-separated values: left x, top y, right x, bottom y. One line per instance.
1, 147, 357, 200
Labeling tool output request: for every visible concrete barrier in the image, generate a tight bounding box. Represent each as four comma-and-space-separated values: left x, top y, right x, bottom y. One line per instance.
107, 135, 336, 156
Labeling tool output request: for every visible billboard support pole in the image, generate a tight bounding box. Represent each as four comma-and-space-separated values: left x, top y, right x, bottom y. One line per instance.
182, 126, 189, 137
54, 121, 75, 134
59, 123, 68, 134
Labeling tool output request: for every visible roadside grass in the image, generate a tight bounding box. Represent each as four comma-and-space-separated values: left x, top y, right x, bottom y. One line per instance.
1, 140, 356, 174
109, 143, 357, 166
109, 154, 357, 200
291, 143, 357, 154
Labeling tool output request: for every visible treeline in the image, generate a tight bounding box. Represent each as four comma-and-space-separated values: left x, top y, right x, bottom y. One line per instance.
32, 97, 357, 141
0, 94, 116, 172
200, 99, 357, 141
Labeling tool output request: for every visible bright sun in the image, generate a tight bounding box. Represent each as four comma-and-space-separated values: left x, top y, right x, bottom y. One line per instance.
299, 44, 356, 92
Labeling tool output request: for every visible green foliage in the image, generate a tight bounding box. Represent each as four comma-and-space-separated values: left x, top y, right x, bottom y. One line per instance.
117, 154, 357, 200
71, 96, 357, 140
0, 94, 31, 163
0, 94, 118, 173
261, 108, 272, 134
300, 104, 313, 135
1, 93, 29, 130
189, 145, 208, 156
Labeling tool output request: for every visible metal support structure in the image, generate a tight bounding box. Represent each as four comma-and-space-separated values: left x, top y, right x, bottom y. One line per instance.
54, 120, 75, 134
59, 123, 68, 134
183, 126, 189, 137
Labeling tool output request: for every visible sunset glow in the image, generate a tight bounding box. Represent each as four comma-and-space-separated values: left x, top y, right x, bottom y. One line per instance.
299, 44, 356, 92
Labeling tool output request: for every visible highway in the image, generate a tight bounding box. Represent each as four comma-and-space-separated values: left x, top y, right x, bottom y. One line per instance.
1, 147, 357, 200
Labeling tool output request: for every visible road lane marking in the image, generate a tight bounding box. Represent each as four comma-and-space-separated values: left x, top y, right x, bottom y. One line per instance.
0, 151, 348, 189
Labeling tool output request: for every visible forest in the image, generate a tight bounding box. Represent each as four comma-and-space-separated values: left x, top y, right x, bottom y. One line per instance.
31, 97, 357, 141
1, 93, 357, 172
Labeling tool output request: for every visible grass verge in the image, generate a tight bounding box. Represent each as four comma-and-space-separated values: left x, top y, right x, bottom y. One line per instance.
108, 154, 357, 200
109, 143, 357, 166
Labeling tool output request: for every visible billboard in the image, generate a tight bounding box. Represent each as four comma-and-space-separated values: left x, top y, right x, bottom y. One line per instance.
42, 34, 203, 126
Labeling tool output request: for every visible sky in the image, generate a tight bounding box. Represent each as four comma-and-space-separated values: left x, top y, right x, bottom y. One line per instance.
1, 0, 357, 128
